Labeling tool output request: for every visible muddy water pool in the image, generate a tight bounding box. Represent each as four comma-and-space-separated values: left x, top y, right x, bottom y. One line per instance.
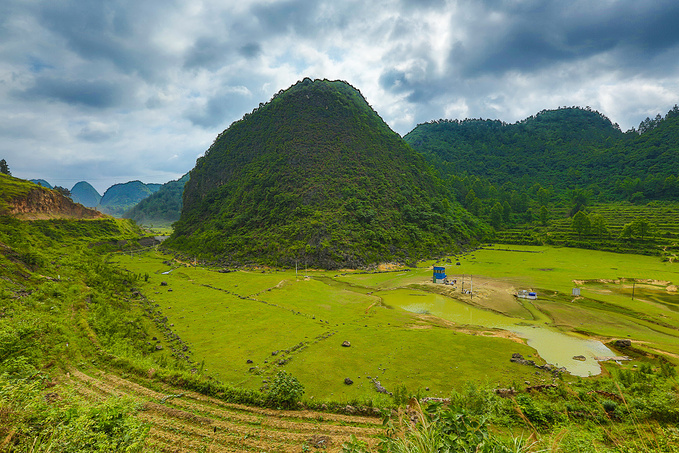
381, 289, 617, 376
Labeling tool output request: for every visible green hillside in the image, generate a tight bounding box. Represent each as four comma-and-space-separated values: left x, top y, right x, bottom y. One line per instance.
98, 180, 161, 217
70, 180, 101, 208
403, 106, 679, 254
168, 78, 485, 268
123, 173, 189, 227
404, 106, 679, 203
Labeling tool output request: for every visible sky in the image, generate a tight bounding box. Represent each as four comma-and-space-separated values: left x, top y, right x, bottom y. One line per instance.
2, 0, 679, 194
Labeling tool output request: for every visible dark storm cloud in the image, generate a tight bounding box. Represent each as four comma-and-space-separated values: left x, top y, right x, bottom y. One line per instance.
453, 0, 679, 77
185, 87, 255, 129
239, 42, 262, 59
34, 0, 171, 82
249, 0, 322, 36
15, 76, 126, 108
2, 0, 679, 189
184, 37, 235, 70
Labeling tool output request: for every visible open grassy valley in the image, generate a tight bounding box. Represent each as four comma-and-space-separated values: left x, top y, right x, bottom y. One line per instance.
2, 79, 679, 451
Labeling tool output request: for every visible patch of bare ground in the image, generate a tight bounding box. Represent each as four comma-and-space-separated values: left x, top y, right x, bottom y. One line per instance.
421, 277, 532, 319
68, 369, 381, 452
411, 314, 525, 344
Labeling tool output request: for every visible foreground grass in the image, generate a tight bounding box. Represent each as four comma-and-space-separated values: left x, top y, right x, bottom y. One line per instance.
1, 211, 677, 451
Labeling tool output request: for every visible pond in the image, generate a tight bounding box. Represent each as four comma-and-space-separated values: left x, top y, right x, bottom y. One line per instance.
380, 288, 617, 377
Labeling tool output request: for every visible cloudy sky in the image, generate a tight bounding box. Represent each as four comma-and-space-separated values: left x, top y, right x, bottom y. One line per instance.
2, 0, 679, 193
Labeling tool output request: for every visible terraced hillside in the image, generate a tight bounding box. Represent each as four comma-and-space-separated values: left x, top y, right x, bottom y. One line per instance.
494, 201, 679, 260
67, 369, 381, 452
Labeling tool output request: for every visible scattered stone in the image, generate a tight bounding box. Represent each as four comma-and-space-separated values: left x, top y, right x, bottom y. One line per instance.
341, 340, 351, 347
345, 405, 356, 414
495, 388, 516, 397
373, 379, 389, 394
272, 350, 279, 356
344, 378, 354, 385
247, 359, 253, 364
155, 344, 163, 350
615, 339, 632, 348
160, 281, 168, 286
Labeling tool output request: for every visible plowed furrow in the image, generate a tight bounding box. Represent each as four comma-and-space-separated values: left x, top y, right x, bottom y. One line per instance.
67, 368, 382, 452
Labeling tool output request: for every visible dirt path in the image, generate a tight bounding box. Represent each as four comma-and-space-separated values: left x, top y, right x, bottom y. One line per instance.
67, 369, 382, 452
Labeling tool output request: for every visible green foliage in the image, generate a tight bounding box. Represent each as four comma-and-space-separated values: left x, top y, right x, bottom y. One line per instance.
167, 79, 486, 268
0, 373, 149, 452
266, 370, 305, 408
98, 180, 161, 217
0, 159, 10, 176
123, 173, 189, 226
374, 402, 532, 453
571, 211, 591, 238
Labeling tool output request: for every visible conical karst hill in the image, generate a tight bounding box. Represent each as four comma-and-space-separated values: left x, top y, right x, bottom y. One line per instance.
167, 78, 484, 268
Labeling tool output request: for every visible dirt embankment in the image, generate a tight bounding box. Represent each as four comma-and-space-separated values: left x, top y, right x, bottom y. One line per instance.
9, 187, 103, 220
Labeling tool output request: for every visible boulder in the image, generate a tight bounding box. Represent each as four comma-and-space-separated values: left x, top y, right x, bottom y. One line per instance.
615, 339, 632, 348
341, 341, 351, 347
344, 378, 354, 385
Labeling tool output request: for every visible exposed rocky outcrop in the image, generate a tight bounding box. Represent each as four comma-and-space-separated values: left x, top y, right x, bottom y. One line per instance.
9, 187, 103, 220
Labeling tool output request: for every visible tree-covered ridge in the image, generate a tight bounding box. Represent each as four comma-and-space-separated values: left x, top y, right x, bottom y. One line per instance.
404, 105, 679, 202
123, 173, 189, 226
168, 78, 485, 268
98, 180, 161, 217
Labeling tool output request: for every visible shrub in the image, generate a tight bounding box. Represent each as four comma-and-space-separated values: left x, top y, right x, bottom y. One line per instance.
267, 370, 305, 408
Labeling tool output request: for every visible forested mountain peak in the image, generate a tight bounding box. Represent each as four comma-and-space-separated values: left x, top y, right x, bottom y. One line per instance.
70, 181, 101, 208
407, 107, 622, 149
167, 78, 484, 268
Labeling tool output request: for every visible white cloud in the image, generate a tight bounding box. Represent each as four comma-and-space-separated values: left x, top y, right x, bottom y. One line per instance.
1, 0, 679, 190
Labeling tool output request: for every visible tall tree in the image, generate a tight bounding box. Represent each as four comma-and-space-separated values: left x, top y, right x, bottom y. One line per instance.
0, 159, 10, 176
571, 211, 591, 238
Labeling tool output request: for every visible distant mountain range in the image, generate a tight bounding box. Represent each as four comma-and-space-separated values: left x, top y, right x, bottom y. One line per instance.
25, 179, 163, 218
23, 89, 678, 262
97, 181, 161, 217
123, 173, 189, 226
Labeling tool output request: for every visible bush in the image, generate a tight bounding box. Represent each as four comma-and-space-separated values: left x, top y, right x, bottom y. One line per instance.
267, 370, 305, 408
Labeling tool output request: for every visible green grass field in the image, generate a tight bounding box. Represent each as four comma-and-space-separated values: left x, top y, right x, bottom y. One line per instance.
113, 245, 679, 404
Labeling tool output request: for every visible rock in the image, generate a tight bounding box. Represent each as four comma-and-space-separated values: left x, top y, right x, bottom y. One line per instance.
573, 355, 586, 361
247, 359, 253, 364
272, 350, 279, 356
615, 339, 632, 348
341, 340, 351, 347
345, 405, 356, 414
344, 378, 354, 385
160, 281, 168, 286
495, 388, 516, 397
373, 379, 389, 394
155, 344, 163, 350
308, 435, 331, 449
